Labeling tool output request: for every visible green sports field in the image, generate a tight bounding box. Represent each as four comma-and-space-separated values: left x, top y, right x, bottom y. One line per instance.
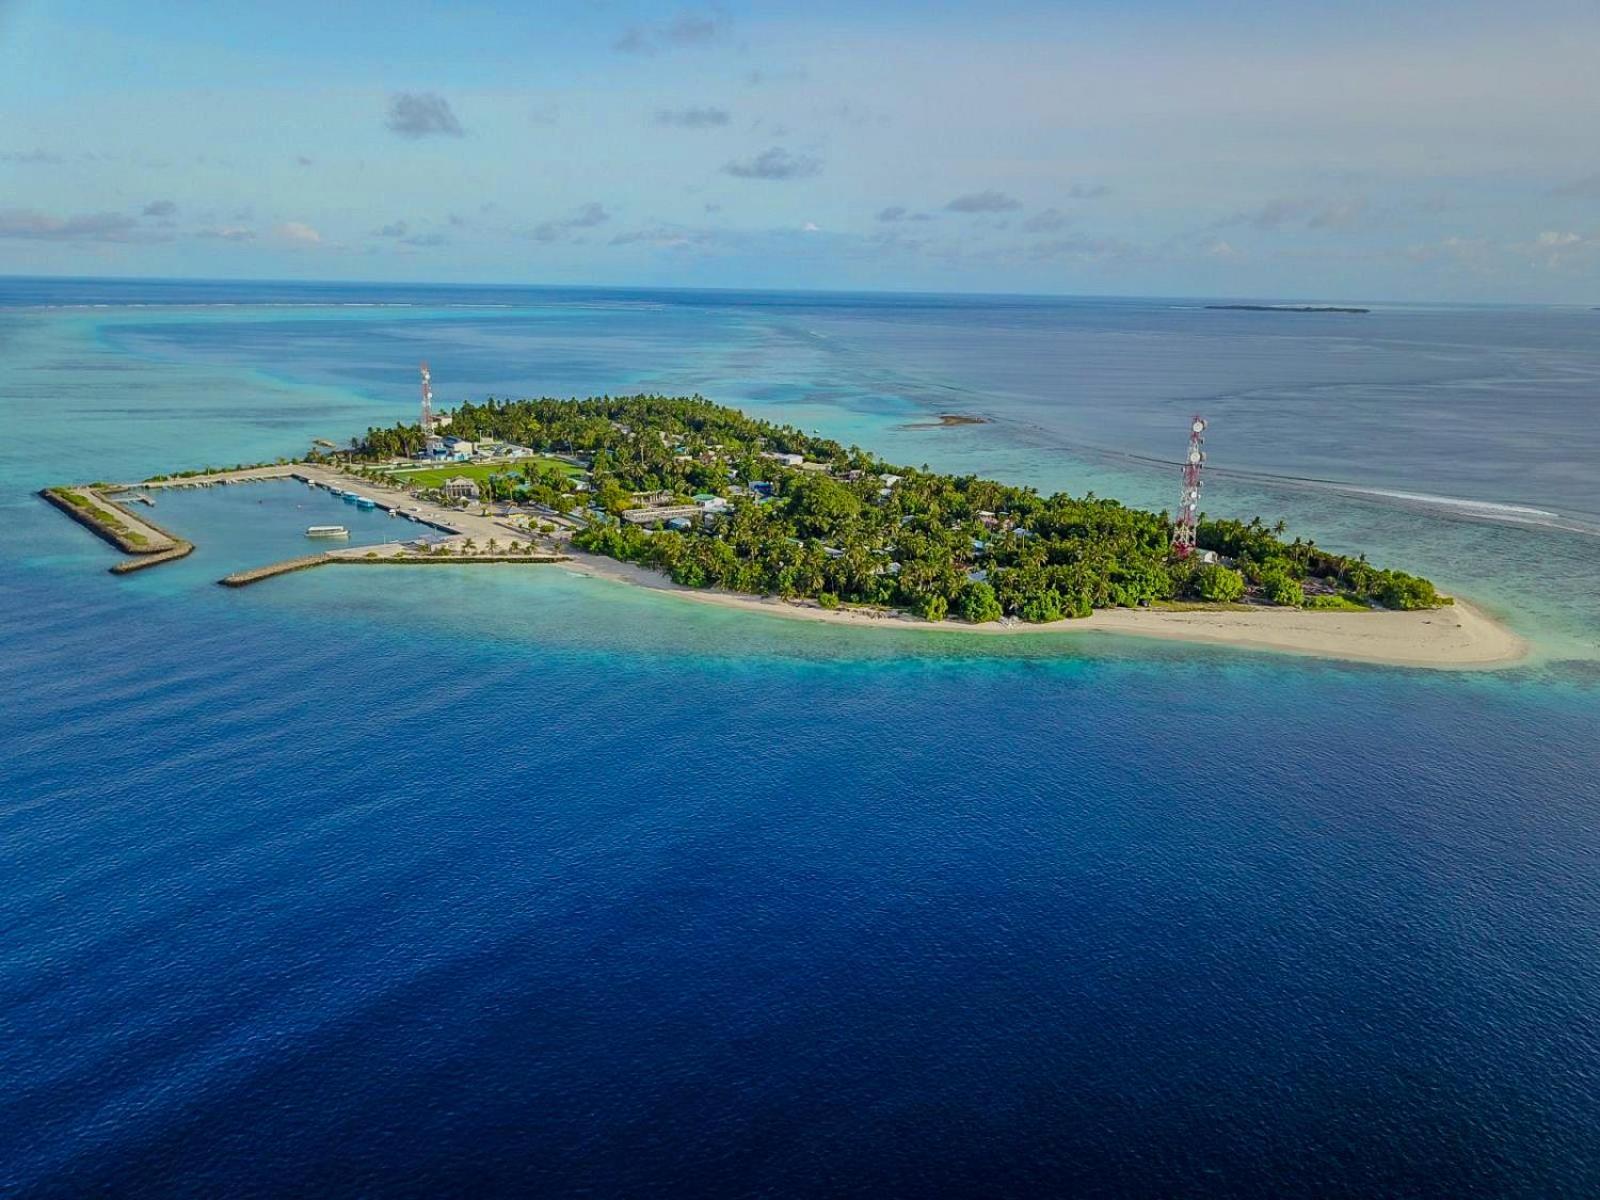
376, 457, 585, 489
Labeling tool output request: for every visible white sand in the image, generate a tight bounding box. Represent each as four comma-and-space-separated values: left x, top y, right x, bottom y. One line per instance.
562, 552, 1528, 670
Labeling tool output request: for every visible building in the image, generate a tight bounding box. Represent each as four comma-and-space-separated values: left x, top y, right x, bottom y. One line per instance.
442, 476, 481, 501
621, 505, 702, 526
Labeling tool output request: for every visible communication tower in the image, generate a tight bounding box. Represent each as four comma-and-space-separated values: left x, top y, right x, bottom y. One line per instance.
419, 362, 434, 434
1172, 415, 1207, 558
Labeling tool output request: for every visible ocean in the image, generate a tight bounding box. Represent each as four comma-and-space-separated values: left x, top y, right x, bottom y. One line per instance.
2, 278, 1597, 1196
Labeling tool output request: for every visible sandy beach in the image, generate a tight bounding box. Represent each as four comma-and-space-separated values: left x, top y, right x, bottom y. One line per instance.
562, 551, 1529, 669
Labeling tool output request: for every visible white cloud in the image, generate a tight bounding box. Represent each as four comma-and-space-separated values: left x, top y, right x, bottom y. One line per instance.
275, 221, 322, 245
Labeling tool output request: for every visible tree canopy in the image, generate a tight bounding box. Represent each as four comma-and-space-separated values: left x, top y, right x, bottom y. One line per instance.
354, 395, 1449, 622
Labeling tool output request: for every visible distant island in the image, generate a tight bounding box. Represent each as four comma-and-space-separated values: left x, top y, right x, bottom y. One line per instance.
1207, 304, 1370, 314
350, 395, 1446, 622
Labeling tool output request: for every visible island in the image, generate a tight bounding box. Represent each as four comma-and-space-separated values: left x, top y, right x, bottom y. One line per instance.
1206, 304, 1371, 314
348, 395, 1447, 618
43, 395, 1526, 667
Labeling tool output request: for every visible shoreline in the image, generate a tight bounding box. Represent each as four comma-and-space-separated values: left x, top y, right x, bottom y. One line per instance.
43, 463, 1530, 669
561, 551, 1529, 670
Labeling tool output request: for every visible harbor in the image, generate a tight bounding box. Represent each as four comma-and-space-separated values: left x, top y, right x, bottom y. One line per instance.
43, 461, 572, 585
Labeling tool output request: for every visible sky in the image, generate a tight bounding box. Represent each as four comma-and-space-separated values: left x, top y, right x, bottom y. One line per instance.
1, 0, 1598, 302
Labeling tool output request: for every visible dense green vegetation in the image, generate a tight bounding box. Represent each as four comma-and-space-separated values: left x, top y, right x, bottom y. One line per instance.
354, 395, 1448, 623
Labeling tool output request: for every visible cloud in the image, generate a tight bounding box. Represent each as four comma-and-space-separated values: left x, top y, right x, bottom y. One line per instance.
274, 221, 322, 245
294, 155, 314, 167
1026, 234, 1136, 262
1223, 196, 1370, 233
946, 190, 1022, 213
656, 106, 730, 129
1021, 208, 1070, 233
400, 232, 447, 247
1401, 236, 1494, 268
142, 200, 177, 219
609, 226, 714, 249
0, 208, 142, 242
820, 101, 887, 128
527, 201, 611, 242
1551, 173, 1600, 198
529, 102, 560, 126
376, 221, 409, 238
1068, 184, 1109, 199
385, 92, 464, 139
0, 149, 64, 165
1236, 197, 1312, 231
614, 8, 728, 54
802, 221, 821, 233
877, 206, 932, 223
195, 226, 257, 242
1528, 230, 1600, 266
722, 147, 821, 181
1307, 197, 1369, 231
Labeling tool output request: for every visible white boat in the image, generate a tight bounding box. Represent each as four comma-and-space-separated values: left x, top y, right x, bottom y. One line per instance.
306, 525, 349, 538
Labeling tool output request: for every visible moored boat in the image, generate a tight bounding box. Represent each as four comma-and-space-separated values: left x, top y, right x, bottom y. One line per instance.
306, 525, 349, 538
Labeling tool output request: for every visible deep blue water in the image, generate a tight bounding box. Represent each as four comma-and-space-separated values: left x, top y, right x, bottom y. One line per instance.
3, 278, 1598, 1196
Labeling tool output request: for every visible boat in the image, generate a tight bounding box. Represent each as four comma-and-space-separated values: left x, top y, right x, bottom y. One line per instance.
306, 525, 349, 538
354, 496, 376, 510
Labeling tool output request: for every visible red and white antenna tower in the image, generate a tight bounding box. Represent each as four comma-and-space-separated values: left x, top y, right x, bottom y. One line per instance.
1172, 414, 1207, 558
419, 361, 434, 434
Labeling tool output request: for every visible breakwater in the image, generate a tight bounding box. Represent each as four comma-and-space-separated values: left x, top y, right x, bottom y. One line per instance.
109, 544, 196, 574
220, 551, 569, 588
219, 554, 334, 588
40, 486, 194, 570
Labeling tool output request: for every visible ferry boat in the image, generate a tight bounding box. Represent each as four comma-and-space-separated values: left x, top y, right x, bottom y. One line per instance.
305, 525, 349, 538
